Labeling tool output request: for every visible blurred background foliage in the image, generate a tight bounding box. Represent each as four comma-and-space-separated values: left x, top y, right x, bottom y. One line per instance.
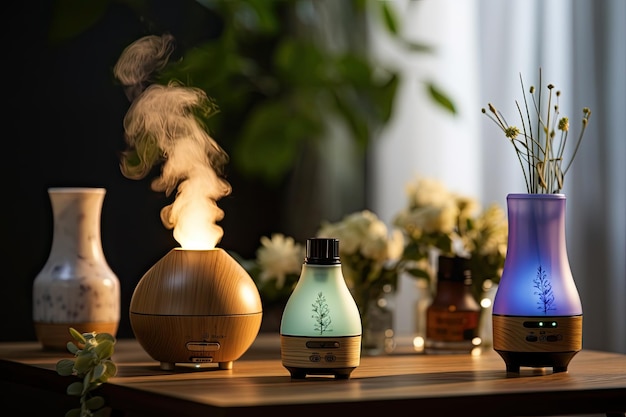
47, 0, 455, 187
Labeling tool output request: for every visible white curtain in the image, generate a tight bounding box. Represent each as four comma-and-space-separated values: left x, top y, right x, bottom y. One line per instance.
371, 0, 626, 354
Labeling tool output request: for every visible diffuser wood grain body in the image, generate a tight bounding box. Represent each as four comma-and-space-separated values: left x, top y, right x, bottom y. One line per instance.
129, 248, 262, 370
492, 315, 582, 373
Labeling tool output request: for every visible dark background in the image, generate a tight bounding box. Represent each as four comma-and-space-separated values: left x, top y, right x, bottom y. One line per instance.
4, 1, 299, 342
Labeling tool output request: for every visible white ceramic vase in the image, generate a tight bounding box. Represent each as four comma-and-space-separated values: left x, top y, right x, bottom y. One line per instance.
32, 187, 120, 350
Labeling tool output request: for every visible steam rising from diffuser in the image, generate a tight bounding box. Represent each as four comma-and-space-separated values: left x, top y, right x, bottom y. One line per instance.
114, 34, 231, 250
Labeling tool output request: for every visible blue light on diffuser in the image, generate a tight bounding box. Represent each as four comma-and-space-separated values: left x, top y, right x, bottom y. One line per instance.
492, 194, 583, 317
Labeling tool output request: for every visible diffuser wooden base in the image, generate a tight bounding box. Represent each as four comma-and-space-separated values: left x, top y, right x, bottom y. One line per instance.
493, 315, 582, 373
34, 321, 118, 351
130, 314, 262, 370
280, 335, 361, 379
130, 248, 263, 370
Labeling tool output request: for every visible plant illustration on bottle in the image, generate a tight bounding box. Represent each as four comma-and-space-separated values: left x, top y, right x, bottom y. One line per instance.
312, 292, 332, 335
533, 265, 556, 314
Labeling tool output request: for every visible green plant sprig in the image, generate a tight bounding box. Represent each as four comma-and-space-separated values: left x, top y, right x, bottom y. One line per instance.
482, 69, 591, 194
56, 328, 117, 417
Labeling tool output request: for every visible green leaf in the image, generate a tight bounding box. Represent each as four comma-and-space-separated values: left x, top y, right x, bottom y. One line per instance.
65, 408, 81, 417
426, 82, 457, 115
66, 342, 80, 355
399, 38, 434, 54
335, 53, 373, 87
93, 363, 106, 381
274, 39, 326, 86
69, 328, 86, 345
379, 1, 398, 35
66, 381, 84, 397
245, 0, 280, 33
94, 339, 115, 360
330, 90, 370, 150
95, 332, 116, 344
74, 352, 96, 374
234, 100, 320, 183
406, 268, 431, 280
56, 359, 75, 376
370, 73, 400, 123
85, 396, 106, 410
103, 361, 118, 379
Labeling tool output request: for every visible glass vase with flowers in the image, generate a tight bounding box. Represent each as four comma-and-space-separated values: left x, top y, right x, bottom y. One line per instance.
482, 68, 591, 372
392, 177, 508, 349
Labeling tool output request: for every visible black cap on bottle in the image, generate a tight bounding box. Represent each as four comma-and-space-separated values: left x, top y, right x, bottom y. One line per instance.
437, 255, 472, 283
305, 238, 341, 265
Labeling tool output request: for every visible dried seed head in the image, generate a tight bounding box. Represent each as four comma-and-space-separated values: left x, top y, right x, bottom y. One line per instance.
504, 126, 520, 139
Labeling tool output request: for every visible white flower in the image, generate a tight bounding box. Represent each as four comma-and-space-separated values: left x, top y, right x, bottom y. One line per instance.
405, 177, 451, 208
387, 229, 405, 260
467, 203, 508, 258
316, 210, 404, 309
318, 210, 402, 263
393, 176, 508, 291
256, 233, 304, 289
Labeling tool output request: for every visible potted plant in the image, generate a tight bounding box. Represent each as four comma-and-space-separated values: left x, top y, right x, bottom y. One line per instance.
56, 328, 117, 417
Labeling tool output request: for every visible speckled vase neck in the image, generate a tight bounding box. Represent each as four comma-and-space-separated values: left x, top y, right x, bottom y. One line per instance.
32, 187, 120, 350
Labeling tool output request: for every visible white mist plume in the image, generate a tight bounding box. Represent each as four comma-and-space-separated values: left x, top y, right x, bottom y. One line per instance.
114, 34, 231, 249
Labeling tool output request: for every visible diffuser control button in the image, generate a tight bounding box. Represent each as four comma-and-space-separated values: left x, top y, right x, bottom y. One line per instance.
306, 341, 340, 349
525, 335, 538, 342
186, 342, 221, 352
191, 357, 214, 364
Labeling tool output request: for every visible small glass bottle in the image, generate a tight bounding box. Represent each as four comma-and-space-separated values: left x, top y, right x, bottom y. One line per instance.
280, 238, 362, 379
425, 255, 481, 354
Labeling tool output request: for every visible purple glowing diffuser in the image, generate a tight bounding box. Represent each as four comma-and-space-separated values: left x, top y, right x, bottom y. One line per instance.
492, 194, 582, 373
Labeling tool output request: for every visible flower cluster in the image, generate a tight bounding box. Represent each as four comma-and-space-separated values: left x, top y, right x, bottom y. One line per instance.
393, 177, 508, 298
482, 69, 591, 194
316, 210, 405, 311
245, 233, 305, 308
245, 181, 506, 310
245, 211, 404, 318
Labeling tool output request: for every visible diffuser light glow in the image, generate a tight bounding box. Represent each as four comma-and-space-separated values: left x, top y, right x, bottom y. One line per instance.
493, 194, 582, 317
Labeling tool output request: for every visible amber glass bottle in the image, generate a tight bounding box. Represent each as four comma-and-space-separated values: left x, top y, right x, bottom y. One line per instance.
425, 255, 481, 354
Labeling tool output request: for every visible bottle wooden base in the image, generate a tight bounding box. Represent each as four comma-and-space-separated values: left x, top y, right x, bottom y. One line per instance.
492, 315, 582, 373
280, 334, 361, 379
34, 321, 119, 351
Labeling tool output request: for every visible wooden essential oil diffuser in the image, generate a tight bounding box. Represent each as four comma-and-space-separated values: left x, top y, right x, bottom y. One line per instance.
129, 248, 262, 370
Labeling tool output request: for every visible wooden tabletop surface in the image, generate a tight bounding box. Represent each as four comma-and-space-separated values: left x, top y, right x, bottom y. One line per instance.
1, 335, 625, 417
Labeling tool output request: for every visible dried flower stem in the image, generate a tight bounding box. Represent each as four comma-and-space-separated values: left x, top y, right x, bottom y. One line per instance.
482, 69, 591, 194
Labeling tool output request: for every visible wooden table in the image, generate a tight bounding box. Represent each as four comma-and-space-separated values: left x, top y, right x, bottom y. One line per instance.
1, 335, 625, 417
